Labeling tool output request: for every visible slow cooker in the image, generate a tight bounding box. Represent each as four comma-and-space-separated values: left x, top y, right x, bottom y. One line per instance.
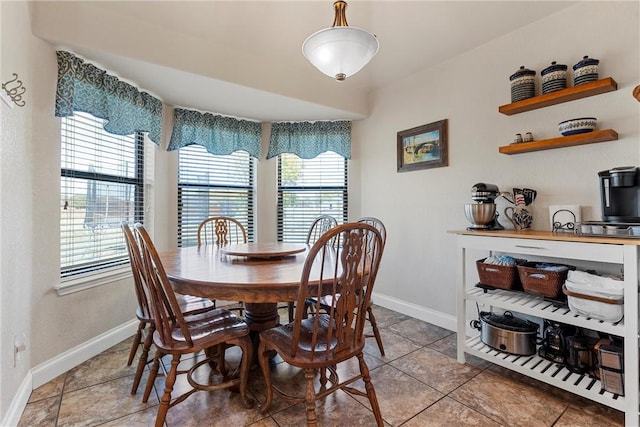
473, 311, 539, 355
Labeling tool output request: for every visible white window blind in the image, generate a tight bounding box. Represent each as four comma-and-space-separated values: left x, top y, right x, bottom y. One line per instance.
178, 145, 255, 247
60, 112, 144, 278
277, 152, 348, 242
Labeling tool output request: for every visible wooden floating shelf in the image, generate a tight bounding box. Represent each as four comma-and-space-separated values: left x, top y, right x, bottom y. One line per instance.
499, 77, 618, 115
499, 129, 618, 155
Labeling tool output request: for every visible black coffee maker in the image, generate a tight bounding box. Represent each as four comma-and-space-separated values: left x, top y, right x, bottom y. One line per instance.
599, 167, 640, 222
538, 320, 576, 364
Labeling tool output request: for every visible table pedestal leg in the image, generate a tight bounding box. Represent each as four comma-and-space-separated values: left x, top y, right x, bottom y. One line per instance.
243, 302, 280, 362
243, 302, 280, 332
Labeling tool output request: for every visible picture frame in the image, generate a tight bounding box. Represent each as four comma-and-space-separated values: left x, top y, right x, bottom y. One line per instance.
397, 119, 448, 172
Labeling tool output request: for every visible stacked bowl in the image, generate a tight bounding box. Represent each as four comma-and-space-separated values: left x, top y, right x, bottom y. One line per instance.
573, 56, 599, 86
510, 66, 536, 102
541, 61, 567, 94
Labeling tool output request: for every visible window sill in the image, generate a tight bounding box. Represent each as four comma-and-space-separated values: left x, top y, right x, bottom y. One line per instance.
55, 267, 131, 296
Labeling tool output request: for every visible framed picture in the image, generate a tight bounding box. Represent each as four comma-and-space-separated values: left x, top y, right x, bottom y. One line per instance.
397, 119, 448, 172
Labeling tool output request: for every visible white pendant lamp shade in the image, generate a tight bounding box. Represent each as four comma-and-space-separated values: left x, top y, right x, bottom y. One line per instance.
302, 1, 379, 81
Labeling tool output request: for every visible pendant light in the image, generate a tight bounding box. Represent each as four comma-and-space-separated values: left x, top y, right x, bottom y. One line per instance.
302, 1, 379, 81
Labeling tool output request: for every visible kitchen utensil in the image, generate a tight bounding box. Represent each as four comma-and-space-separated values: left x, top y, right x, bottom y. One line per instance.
521, 188, 537, 205
573, 55, 599, 86
465, 183, 504, 230
465, 204, 496, 229
538, 320, 576, 364
509, 66, 536, 102
541, 61, 567, 94
566, 335, 599, 375
598, 167, 640, 223
473, 311, 538, 355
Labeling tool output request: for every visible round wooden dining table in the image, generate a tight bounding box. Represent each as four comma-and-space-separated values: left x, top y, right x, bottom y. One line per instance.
159, 243, 313, 334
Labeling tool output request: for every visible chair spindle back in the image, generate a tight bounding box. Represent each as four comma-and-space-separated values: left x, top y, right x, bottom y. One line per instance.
292, 222, 383, 360
134, 223, 193, 348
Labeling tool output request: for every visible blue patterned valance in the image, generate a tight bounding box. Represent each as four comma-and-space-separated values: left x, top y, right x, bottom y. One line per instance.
267, 121, 351, 159
167, 108, 262, 158
55, 51, 163, 144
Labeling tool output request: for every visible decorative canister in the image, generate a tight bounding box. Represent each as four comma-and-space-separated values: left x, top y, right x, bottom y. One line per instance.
509, 66, 536, 103
541, 61, 567, 94
573, 55, 599, 86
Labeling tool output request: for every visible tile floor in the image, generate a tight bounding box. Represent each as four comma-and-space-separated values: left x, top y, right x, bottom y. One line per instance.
18, 306, 625, 426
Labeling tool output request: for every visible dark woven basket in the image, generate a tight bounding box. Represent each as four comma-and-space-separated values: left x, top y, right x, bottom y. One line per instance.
476, 258, 526, 290
517, 262, 574, 298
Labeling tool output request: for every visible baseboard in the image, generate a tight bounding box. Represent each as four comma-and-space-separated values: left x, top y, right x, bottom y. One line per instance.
372, 292, 457, 332
31, 319, 138, 389
2, 371, 32, 427
3, 319, 136, 426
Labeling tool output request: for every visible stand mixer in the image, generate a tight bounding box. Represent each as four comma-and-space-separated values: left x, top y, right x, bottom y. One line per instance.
465, 183, 505, 230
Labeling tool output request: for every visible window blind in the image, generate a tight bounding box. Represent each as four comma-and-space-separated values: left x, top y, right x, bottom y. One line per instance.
277, 152, 348, 242
60, 112, 144, 278
178, 145, 255, 247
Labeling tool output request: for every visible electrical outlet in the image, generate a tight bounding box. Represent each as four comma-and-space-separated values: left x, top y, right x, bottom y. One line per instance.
13, 335, 26, 367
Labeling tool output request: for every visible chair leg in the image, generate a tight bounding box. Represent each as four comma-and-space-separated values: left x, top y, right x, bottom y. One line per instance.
131, 323, 155, 394
155, 353, 180, 427
304, 368, 318, 426
237, 336, 254, 408
143, 350, 161, 403
257, 340, 273, 413
288, 302, 295, 323
367, 305, 385, 356
356, 352, 383, 427
127, 321, 145, 366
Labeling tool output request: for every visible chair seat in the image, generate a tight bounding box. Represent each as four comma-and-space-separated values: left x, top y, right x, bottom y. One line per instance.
260, 315, 363, 367
154, 308, 249, 354
136, 293, 215, 322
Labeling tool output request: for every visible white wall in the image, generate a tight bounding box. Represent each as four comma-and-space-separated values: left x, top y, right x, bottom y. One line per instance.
1, 1, 34, 416
355, 1, 639, 326
1, 0, 638, 422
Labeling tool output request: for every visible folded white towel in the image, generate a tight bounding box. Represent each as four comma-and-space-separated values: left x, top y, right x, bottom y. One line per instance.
566, 270, 624, 294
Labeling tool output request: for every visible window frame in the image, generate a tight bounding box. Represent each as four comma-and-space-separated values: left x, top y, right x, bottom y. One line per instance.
57, 113, 145, 295
276, 152, 348, 243
177, 146, 255, 247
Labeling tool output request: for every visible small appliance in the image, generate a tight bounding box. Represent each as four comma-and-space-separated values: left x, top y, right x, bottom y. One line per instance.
472, 311, 538, 356
566, 335, 599, 375
599, 340, 625, 395
538, 320, 576, 364
599, 166, 640, 222
465, 183, 505, 230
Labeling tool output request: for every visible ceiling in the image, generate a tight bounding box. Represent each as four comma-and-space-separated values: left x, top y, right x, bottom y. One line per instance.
31, 1, 575, 122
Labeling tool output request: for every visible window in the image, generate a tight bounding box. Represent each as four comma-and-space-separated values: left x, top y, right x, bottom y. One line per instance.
277, 152, 348, 242
178, 145, 255, 247
60, 112, 144, 279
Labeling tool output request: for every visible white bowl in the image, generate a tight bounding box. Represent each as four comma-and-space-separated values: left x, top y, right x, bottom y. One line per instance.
558, 117, 597, 136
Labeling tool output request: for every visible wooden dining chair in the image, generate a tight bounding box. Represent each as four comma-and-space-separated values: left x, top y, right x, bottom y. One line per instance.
305, 214, 338, 245
258, 222, 385, 427
282, 215, 339, 323
197, 216, 247, 246
197, 216, 247, 314
356, 217, 387, 356
134, 223, 253, 427
302, 217, 387, 356
121, 222, 217, 395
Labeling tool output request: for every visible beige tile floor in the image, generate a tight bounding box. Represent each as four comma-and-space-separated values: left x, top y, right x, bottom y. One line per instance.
18, 306, 625, 426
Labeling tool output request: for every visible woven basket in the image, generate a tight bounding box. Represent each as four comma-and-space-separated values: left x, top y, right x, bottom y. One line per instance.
517, 262, 574, 298
476, 258, 526, 290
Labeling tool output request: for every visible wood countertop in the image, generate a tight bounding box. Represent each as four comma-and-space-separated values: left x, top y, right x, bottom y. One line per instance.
448, 229, 640, 245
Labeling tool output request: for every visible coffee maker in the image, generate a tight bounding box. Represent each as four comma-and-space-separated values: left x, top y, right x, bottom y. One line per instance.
599, 167, 640, 222
538, 320, 576, 364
